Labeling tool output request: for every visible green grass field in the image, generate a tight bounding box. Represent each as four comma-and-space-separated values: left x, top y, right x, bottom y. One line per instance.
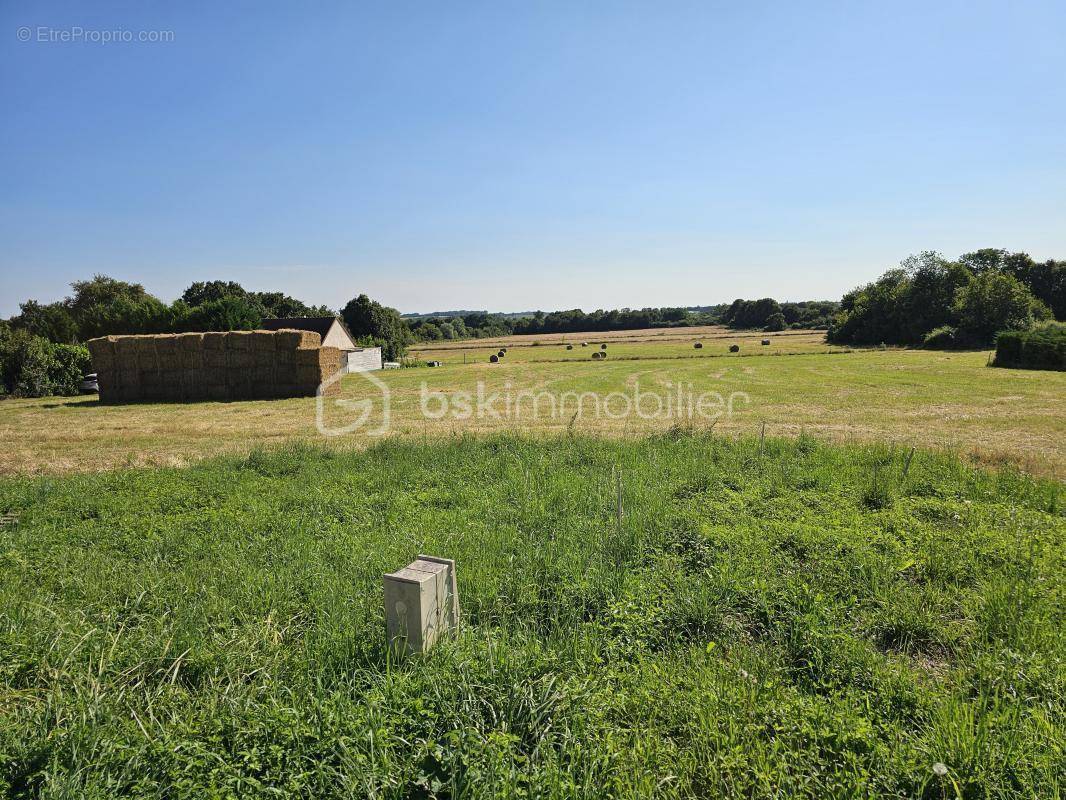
409, 329, 843, 364
1, 434, 1063, 797
2, 332, 1064, 796
2, 346, 1063, 477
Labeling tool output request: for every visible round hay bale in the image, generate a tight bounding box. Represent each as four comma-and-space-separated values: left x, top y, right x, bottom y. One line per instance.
729, 344, 740, 353
566, 344, 573, 350
489, 354, 499, 363
761, 339, 770, 346
497, 350, 505, 357
581, 342, 588, 347
694, 342, 703, 349
600, 343, 607, 350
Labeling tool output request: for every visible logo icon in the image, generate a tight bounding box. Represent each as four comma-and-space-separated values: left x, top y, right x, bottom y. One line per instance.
315, 365, 391, 437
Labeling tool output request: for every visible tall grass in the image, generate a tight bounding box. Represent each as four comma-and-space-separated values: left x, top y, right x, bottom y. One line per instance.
0, 433, 1062, 797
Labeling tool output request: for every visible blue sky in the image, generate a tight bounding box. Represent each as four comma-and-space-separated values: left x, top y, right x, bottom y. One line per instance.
2, 1, 1064, 317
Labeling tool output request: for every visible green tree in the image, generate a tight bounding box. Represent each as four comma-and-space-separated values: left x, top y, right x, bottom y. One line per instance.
181, 281, 248, 307
68, 276, 151, 320
10, 300, 79, 344
898, 252, 971, 342
341, 294, 411, 361
953, 271, 1051, 346
183, 296, 264, 332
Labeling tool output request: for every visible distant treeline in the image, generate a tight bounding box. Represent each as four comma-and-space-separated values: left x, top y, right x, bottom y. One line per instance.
406, 300, 837, 341
828, 249, 1064, 349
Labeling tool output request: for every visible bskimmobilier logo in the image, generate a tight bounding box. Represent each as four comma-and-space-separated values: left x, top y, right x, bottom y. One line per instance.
315, 367, 750, 437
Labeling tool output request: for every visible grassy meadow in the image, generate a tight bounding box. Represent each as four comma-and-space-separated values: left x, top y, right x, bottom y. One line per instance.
1, 344, 1063, 477
409, 327, 843, 364
1, 433, 1063, 798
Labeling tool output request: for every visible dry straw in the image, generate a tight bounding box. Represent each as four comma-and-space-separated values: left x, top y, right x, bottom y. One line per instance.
87, 330, 344, 403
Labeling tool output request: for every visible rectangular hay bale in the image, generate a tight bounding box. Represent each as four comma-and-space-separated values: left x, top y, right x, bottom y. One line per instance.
229, 350, 254, 369
226, 331, 254, 351
202, 332, 227, 350
203, 350, 228, 368
274, 329, 321, 350
203, 367, 228, 387
86, 337, 116, 371
134, 337, 159, 371
155, 335, 180, 361
177, 332, 204, 351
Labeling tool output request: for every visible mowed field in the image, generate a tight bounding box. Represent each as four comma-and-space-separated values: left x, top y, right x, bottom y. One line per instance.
410, 326, 843, 364
1, 330, 1063, 477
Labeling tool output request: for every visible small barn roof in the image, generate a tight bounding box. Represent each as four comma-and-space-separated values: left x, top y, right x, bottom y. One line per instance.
260, 316, 362, 347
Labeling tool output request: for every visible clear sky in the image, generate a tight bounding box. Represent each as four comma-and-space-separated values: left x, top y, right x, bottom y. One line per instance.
2, 1, 1064, 317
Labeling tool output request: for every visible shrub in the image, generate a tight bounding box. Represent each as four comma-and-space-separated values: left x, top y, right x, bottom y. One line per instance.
993, 323, 1066, 370
922, 325, 958, 349
0, 328, 90, 397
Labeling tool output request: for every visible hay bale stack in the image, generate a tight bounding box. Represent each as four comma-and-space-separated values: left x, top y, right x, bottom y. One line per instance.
729, 344, 740, 353
90, 329, 346, 402
155, 335, 180, 362
274, 328, 321, 350
202, 332, 228, 368
226, 330, 255, 369
86, 336, 115, 371
178, 333, 204, 370
134, 336, 159, 371
86, 336, 119, 402
251, 331, 278, 366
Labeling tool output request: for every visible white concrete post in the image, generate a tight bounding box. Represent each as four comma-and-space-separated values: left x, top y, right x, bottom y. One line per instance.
383, 555, 459, 656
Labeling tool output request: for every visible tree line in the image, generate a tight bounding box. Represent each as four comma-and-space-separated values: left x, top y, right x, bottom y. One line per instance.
0, 277, 414, 396
827, 249, 1064, 348
405, 300, 837, 341
5, 245, 1059, 397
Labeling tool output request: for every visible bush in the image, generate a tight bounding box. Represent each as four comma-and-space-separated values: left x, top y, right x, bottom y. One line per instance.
0, 329, 90, 397
993, 323, 1066, 370
764, 312, 786, 331
922, 325, 958, 349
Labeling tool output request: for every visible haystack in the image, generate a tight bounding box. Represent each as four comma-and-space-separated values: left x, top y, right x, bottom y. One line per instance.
134, 337, 159, 371
251, 331, 278, 366
178, 333, 204, 369
274, 329, 321, 350
86, 336, 116, 371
